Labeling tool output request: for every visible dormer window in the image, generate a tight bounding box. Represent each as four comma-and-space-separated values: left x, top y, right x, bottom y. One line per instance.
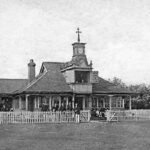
75, 71, 90, 83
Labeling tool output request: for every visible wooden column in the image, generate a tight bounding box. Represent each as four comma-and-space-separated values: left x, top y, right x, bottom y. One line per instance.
37, 97, 40, 108
129, 96, 132, 110
89, 96, 92, 108
19, 96, 22, 110
66, 97, 69, 109
72, 94, 75, 109
34, 96, 36, 110
83, 97, 85, 110
96, 97, 99, 108
59, 96, 61, 108
109, 95, 113, 110
103, 98, 105, 108
25, 95, 29, 111
122, 98, 125, 108
49, 96, 52, 110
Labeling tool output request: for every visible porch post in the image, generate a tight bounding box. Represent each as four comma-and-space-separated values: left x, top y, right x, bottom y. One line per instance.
34, 96, 36, 110
129, 96, 132, 110
122, 98, 125, 108
66, 97, 69, 109
103, 98, 105, 108
37, 97, 40, 108
109, 95, 113, 110
49, 96, 52, 110
25, 95, 29, 111
83, 96, 85, 110
72, 94, 75, 109
89, 96, 92, 108
59, 96, 61, 108
96, 97, 98, 108
19, 96, 22, 110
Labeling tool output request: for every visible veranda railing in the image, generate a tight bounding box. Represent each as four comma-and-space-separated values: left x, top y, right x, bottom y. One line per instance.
0, 110, 90, 124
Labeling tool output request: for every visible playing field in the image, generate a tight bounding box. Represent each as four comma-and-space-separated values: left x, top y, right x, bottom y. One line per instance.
0, 121, 150, 150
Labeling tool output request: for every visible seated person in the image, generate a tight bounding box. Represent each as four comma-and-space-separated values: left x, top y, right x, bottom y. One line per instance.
96, 109, 100, 117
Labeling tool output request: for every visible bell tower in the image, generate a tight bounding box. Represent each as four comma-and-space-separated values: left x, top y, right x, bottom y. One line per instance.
72, 28, 86, 57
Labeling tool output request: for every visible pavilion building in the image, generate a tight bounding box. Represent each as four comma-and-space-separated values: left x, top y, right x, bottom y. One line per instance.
0, 28, 134, 111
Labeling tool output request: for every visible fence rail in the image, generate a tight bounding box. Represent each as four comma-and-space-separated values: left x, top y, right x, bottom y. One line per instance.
0, 110, 90, 124
107, 109, 150, 122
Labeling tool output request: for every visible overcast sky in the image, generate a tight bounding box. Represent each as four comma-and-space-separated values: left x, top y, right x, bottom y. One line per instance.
0, 0, 150, 85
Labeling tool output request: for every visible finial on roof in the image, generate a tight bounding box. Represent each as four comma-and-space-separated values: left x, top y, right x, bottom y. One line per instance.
76, 27, 81, 43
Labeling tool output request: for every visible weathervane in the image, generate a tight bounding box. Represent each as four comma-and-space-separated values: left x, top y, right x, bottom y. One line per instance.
76, 27, 81, 43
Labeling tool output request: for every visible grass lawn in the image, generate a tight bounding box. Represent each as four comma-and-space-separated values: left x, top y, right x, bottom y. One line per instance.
0, 121, 150, 150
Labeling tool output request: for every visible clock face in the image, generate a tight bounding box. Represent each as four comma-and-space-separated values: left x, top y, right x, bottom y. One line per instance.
78, 48, 83, 54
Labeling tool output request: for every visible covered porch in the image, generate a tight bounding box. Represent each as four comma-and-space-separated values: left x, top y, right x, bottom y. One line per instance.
91, 94, 133, 110
12, 94, 74, 111
65, 94, 134, 111
12, 94, 134, 111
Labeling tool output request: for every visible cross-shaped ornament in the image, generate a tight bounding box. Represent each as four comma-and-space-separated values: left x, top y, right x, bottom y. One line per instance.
76, 28, 81, 43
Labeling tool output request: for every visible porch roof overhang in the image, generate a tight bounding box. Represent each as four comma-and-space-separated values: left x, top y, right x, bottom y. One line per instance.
13, 94, 74, 98
92, 91, 139, 96
13, 91, 73, 96
0, 93, 14, 98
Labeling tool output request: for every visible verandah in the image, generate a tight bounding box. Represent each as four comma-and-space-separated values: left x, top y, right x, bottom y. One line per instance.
11, 94, 133, 112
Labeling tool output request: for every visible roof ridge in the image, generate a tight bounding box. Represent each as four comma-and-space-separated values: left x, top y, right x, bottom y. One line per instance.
43, 61, 65, 64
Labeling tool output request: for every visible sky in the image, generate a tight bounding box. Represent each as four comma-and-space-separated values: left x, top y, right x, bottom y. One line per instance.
0, 0, 150, 85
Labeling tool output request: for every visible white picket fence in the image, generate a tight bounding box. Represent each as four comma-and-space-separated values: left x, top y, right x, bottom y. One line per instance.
107, 109, 150, 122
0, 110, 90, 124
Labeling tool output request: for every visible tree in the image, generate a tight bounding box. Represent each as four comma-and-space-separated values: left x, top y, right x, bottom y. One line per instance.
109, 77, 127, 89
109, 77, 150, 109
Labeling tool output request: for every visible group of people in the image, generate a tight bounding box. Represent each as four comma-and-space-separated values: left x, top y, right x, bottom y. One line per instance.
51, 102, 72, 112
0, 102, 11, 111
51, 102, 80, 123
91, 107, 107, 118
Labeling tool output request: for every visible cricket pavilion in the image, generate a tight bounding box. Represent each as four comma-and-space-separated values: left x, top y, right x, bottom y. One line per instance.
0, 28, 135, 113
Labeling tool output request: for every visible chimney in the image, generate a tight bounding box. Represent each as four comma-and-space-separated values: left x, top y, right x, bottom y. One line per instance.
28, 59, 36, 83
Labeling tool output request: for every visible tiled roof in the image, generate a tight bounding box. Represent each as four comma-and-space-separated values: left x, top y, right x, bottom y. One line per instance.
43, 62, 65, 71
92, 77, 133, 94
18, 62, 72, 93
0, 63, 133, 95
0, 79, 27, 94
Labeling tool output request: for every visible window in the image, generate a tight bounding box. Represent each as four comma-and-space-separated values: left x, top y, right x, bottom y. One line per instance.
116, 97, 123, 108
75, 71, 89, 83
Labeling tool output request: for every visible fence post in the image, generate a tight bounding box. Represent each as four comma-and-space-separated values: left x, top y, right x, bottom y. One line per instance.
60, 112, 61, 123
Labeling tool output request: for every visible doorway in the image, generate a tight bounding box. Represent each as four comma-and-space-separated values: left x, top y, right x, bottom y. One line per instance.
75, 97, 83, 110
28, 97, 34, 111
